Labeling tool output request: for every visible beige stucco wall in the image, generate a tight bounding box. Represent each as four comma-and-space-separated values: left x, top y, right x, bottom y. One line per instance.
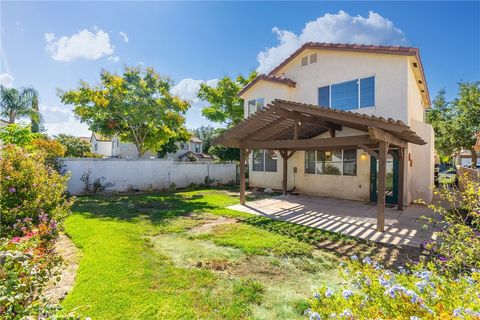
243, 49, 433, 205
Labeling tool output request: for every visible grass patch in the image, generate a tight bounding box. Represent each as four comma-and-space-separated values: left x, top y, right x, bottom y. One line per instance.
61, 188, 348, 319
195, 223, 313, 256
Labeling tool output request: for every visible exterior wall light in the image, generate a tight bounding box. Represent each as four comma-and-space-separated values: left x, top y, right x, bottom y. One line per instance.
360, 152, 368, 160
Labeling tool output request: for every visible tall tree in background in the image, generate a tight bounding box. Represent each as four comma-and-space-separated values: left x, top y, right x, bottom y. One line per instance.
451, 82, 480, 168
61, 67, 190, 158
427, 82, 480, 167
198, 72, 257, 161
55, 134, 92, 157
0, 85, 41, 127
192, 125, 216, 154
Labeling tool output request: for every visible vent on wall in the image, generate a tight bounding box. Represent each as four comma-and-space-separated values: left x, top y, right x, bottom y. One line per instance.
301, 56, 308, 66
412, 62, 418, 68
310, 53, 317, 63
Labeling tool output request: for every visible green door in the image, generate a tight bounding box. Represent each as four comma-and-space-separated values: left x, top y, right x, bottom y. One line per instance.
370, 150, 399, 204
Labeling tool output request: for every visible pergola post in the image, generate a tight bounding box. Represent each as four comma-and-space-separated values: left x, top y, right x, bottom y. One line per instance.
239, 148, 247, 205
280, 150, 288, 195
397, 147, 405, 211
377, 141, 389, 232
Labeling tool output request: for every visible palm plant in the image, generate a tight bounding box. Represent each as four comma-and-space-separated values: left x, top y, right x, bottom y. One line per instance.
0, 85, 42, 132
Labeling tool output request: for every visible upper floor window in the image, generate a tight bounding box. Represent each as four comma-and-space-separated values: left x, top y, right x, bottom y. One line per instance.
318, 76, 375, 110
253, 149, 277, 172
194, 143, 201, 153
247, 98, 264, 116
305, 149, 357, 176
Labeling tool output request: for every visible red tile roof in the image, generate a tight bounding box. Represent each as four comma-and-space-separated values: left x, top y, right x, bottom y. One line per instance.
237, 74, 296, 97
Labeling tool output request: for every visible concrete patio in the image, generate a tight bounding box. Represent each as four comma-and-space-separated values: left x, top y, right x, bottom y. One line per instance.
229, 195, 437, 247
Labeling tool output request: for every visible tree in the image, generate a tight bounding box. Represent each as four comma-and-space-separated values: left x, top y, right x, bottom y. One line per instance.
60, 67, 190, 157
0, 123, 37, 147
157, 130, 190, 159
451, 82, 480, 168
198, 72, 257, 161
0, 86, 41, 126
427, 82, 480, 168
192, 125, 216, 154
426, 89, 456, 161
55, 134, 92, 157
199, 72, 257, 127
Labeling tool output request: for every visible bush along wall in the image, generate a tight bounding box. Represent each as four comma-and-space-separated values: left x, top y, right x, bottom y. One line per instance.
0, 145, 75, 318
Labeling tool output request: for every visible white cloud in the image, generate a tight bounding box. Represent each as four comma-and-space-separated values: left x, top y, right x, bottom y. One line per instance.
0, 73, 14, 87
119, 31, 129, 43
107, 56, 120, 62
45, 28, 114, 62
257, 10, 407, 73
39, 104, 90, 136
171, 78, 219, 103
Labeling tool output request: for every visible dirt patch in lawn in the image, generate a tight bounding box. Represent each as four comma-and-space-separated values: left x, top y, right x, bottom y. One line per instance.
190, 216, 238, 233
44, 234, 80, 303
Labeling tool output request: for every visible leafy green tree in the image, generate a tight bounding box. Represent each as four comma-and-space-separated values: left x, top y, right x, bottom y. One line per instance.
426, 89, 456, 161
198, 72, 256, 127
157, 130, 190, 159
198, 72, 256, 161
427, 82, 480, 168
192, 125, 216, 154
0, 123, 37, 147
451, 82, 480, 168
60, 67, 190, 157
55, 134, 92, 157
0, 86, 41, 126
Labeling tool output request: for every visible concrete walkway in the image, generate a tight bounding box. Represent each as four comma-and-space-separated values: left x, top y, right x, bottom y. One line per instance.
229, 195, 437, 248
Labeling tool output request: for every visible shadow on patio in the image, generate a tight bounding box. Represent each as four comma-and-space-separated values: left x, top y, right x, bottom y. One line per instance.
229, 194, 437, 248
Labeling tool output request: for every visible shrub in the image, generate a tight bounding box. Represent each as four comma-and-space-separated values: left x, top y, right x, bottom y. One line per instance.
55, 133, 91, 157
418, 173, 480, 274
31, 137, 66, 171
306, 257, 480, 319
0, 145, 73, 238
0, 123, 38, 147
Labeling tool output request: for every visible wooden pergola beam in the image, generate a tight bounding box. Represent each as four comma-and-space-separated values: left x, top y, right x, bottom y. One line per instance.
368, 127, 407, 148
274, 107, 342, 131
242, 135, 376, 150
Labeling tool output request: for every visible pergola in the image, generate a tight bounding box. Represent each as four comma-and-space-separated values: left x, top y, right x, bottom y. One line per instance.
215, 99, 426, 232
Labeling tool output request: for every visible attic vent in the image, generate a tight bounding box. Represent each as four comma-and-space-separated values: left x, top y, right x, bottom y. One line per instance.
413, 62, 418, 68
301, 56, 308, 66
310, 53, 317, 64
421, 89, 425, 93
418, 80, 423, 84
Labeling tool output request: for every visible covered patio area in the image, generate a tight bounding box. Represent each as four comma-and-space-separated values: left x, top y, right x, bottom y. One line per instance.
229, 194, 436, 247
215, 99, 427, 232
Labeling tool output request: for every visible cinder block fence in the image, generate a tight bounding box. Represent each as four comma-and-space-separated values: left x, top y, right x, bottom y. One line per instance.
60, 158, 237, 195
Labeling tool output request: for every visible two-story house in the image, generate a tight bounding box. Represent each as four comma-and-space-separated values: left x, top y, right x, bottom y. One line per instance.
90, 133, 213, 161
216, 43, 434, 231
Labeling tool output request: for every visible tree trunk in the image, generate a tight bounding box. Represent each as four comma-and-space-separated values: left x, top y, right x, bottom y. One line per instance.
471, 147, 478, 168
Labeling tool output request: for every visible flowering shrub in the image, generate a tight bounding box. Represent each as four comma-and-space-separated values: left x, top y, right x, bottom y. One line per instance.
306, 256, 480, 319
418, 173, 480, 274
0, 145, 73, 238
31, 137, 67, 171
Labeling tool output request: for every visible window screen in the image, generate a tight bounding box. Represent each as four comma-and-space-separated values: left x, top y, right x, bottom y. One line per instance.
343, 149, 357, 176
318, 86, 330, 107
360, 76, 375, 108
264, 150, 277, 172
331, 80, 358, 110
252, 149, 264, 171
305, 151, 316, 174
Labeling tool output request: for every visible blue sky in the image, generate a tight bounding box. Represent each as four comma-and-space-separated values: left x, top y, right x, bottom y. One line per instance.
1, 1, 479, 136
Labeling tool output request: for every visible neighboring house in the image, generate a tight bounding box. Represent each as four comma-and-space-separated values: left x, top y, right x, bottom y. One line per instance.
455, 133, 480, 167
169, 137, 214, 162
89, 133, 157, 159
89, 133, 213, 161
236, 42, 434, 205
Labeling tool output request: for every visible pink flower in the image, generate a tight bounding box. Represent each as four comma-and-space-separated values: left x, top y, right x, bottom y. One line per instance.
10, 237, 21, 243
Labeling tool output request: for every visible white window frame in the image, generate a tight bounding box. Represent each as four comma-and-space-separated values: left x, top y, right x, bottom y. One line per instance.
252, 149, 277, 172
304, 149, 357, 176
247, 97, 264, 116
319, 76, 375, 110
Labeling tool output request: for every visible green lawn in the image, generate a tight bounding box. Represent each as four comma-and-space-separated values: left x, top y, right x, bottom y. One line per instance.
61, 189, 342, 319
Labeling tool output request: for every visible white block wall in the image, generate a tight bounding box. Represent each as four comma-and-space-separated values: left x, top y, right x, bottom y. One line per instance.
60, 158, 236, 195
